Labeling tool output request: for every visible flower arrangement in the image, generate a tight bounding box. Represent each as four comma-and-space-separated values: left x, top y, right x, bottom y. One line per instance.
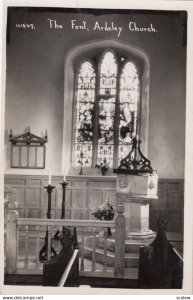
95, 158, 108, 175
91, 199, 115, 221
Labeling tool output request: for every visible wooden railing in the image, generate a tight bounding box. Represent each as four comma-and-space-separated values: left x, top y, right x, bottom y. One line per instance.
5, 203, 126, 279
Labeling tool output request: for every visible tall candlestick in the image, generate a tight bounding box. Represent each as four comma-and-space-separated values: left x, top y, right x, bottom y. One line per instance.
53, 180, 69, 240
49, 168, 51, 185
39, 184, 56, 261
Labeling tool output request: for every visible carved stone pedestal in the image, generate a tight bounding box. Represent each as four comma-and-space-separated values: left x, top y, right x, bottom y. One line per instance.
117, 193, 156, 239
116, 173, 158, 239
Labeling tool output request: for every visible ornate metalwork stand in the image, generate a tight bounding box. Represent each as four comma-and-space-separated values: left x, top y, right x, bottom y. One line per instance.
39, 185, 57, 261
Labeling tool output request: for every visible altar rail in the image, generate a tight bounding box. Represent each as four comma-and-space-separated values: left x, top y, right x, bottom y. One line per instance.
5, 204, 125, 279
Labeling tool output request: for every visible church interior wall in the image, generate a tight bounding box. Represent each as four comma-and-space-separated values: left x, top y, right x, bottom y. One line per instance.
4, 10, 186, 179
3, 10, 186, 232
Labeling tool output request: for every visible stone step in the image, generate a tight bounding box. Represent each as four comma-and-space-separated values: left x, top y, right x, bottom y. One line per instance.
98, 237, 152, 253
84, 246, 139, 268
81, 258, 139, 280
85, 234, 153, 253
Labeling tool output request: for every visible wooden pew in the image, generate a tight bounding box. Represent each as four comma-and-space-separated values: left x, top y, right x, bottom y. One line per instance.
138, 217, 183, 289
43, 227, 79, 287
58, 249, 79, 287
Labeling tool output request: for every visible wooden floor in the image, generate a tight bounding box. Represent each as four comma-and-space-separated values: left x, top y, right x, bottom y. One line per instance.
4, 273, 139, 289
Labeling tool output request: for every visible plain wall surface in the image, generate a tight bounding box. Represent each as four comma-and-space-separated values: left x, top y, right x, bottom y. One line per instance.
4, 8, 186, 178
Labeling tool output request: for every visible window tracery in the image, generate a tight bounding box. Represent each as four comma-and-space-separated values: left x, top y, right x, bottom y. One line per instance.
73, 50, 140, 169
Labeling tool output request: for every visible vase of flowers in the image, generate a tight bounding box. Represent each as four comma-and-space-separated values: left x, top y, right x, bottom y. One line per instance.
91, 199, 115, 236
95, 158, 108, 176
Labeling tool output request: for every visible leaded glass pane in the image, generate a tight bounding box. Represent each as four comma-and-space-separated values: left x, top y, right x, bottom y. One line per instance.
74, 62, 95, 167
100, 52, 117, 97
119, 61, 140, 161
97, 51, 117, 167
73, 54, 141, 170
97, 97, 115, 167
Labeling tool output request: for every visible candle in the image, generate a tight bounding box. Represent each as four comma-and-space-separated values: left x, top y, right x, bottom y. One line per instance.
49, 168, 51, 185
63, 170, 66, 182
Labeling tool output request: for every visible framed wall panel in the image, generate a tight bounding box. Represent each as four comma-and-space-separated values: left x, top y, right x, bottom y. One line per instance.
9, 128, 47, 169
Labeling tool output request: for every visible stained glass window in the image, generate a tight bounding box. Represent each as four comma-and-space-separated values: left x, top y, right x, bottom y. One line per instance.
74, 62, 96, 166
100, 52, 117, 97
73, 51, 140, 170
119, 61, 140, 161
97, 52, 117, 167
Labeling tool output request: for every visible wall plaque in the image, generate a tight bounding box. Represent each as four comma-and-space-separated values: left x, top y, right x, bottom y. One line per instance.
9, 127, 47, 169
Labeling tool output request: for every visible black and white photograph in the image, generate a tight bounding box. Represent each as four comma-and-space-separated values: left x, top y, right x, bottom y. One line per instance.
1, 0, 193, 295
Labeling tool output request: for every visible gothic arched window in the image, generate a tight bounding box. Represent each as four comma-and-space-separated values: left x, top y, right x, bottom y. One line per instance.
73, 50, 140, 169
73, 61, 96, 167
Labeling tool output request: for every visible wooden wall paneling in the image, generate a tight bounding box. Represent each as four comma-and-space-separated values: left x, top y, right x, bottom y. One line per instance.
12, 186, 26, 217
5, 179, 27, 229
149, 212, 160, 231
24, 178, 28, 218
27, 179, 42, 186
89, 189, 103, 219
6, 177, 27, 217
150, 179, 184, 233
5, 177, 26, 186
51, 189, 56, 219
167, 181, 183, 192
4, 175, 184, 233
71, 179, 88, 220
166, 213, 183, 232
166, 181, 183, 232
41, 209, 47, 219
71, 189, 87, 219
42, 188, 48, 219
55, 187, 62, 219
151, 190, 167, 211
26, 188, 41, 218
102, 190, 117, 207
52, 188, 57, 219
72, 179, 88, 189
52, 180, 61, 219
40, 178, 45, 219
157, 179, 168, 210
89, 180, 116, 189
67, 180, 72, 219
25, 178, 41, 218
166, 180, 183, 209
65, 186, 72, 219
86, 180, 90, 219
17, 208, 25, 218
166, 192, 182, 210
158, 180, 168, 191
